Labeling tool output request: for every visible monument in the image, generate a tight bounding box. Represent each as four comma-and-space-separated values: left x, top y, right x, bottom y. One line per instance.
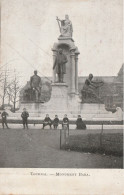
53, 48, 68, 83
56, 15, 73, 37
11, 15, 122, 120
30, 70, 42, 102
81, 74, 104, 103
20, 70, 42, 103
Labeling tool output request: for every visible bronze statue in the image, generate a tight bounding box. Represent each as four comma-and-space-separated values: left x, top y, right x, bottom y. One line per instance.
81, 74, 104, 103
30, 70, 42, 102
56, 15, 73, 37
53, 48, 68, 83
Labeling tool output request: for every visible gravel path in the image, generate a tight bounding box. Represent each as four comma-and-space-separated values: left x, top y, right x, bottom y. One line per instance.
0, 128, 123, 168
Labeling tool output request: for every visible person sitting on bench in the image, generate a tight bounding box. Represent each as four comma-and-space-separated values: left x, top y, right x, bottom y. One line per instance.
42, 114, 52, 129
62, 114, 69, 130
76, 115, 86, 130
53, 115, 60, 129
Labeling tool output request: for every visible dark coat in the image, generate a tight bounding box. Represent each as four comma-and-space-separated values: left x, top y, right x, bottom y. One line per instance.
43, 117, 52, 123
63, 117, 69, 124
53, 118, 59, 125
76, 118, 86, 130
1, 111, 8, 121
21, 111, 29, 119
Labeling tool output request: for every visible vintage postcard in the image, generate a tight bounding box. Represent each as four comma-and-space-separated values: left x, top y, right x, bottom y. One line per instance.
0, 0, 123, 194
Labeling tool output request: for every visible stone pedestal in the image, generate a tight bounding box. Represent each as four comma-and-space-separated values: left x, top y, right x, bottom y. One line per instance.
52, 37, 80, 97
45, 83, 68, 112
17, 83, 69, 118
80, 104, 123, 121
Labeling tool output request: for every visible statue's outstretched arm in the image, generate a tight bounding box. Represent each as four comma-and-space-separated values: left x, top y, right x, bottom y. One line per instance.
92, 80, 104, 87
56, 16, 61, 22
89, 80, 97, 88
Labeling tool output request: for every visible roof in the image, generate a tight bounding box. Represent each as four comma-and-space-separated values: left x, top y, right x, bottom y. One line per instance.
117, 64, 123, 76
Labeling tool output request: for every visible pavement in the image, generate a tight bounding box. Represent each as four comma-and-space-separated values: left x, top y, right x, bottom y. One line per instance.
0, 127, 123, 168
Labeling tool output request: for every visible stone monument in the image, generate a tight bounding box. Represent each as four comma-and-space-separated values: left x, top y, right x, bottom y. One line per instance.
20, 70, 42, 103
11, 15, 122, 121
81, 73, 104, 103
30, 70, 42, 102
53, 15, 80, 97
53, 48, 68, 83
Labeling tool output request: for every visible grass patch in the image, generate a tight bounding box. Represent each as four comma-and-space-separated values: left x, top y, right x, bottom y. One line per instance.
62, 133, 123, 157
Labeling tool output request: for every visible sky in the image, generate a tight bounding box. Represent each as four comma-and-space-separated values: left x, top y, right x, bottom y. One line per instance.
1, 0, 123, 85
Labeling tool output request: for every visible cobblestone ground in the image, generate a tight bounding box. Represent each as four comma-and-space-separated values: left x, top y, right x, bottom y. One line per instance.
0, 128, 123, 168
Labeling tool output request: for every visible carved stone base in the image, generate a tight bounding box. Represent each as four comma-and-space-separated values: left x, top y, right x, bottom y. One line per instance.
16, 83, 69, 118
7, 84, 123, 121
80, 104, 123, 121
44, 83, 68, 111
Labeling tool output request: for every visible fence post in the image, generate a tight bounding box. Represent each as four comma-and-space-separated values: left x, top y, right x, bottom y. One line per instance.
60, 129, 61, 149
100, 123, 104, 147
100, 123, 103, 147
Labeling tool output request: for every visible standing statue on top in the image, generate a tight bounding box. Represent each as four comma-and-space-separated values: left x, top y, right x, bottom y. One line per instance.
56, 15, 73, 37
53, 48, 68, 83
30, 70, 42, 102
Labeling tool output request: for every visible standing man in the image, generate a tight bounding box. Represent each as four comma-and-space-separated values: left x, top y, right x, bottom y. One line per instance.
53, 48, 68, 83
21, 108, 29, 129
30, 70, 42, 102
1, 109, 9, 129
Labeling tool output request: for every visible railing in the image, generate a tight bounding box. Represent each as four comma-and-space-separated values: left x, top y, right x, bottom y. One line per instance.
0, 119, 123, 125
60, 124, 69, 149
59, 122, 123, 150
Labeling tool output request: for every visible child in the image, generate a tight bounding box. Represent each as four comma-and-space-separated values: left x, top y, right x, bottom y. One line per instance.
53, 115, 59, 129
76, 115, 86, 130
21, 108, 29, 129
62, 114, 69, 130
42, 114, 52, 129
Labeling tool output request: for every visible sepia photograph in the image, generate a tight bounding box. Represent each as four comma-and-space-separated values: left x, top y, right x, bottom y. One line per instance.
0, 0, 124, 194
0, 0, 123, 170
0, 1, 124, 193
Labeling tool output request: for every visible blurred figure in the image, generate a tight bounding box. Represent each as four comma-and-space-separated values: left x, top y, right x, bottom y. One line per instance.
76, 115, 86, 130
53, 48, 68, 83
42, 114, 52, 129
21, 108, 29, 129
81, 74, 104, 103
62, 114, 69, 130
53, 115, 60, 129
30, 70, 42, 102
1, 109, 9, 129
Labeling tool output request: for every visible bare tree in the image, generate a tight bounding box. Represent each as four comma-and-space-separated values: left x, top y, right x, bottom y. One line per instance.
7, 75, 21, 112
0, 69, 9, 109
0, 71, 3, 83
